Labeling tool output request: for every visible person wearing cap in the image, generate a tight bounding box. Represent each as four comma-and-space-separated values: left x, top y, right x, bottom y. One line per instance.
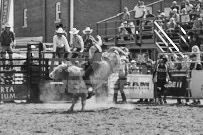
53, 28, 71, 58
69, 28, 84, 58
129, 60, 139, 74
113, 55, 128, 104
82, 27, 95, 53
0, 22, 15, 70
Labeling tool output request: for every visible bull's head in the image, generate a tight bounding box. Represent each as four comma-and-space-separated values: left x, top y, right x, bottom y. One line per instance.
49, 64, 69, 80
49, 62, 84, 81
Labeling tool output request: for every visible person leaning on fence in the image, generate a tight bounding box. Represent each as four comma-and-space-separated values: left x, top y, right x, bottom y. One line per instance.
153, 56, 170, 104
113, 55, 128, 104
69, 28, 84, 58
82, 27, 95, 51
129, 60, 139, 74
0, 23, 16, 70
53, 28, 71, 59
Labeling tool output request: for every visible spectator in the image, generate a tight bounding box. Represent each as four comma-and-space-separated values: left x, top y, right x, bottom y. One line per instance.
170, 1, 180, 13
118, 21, 129, 40
189, 54, 202, 105
192, 16, 203, 34
194, 0, 203, 12
82, 27, 96, 53
69, 28, 84, 58
167, 18, 177, 33
192, 45, 201, 63
181, 55, 190, 70
145, 10, 155, 26
172, 8, 180, 22
146, 9, 155, 18
53, 28, 71, 58
185, 0, 193, 14
143, 53, 154, 73
0, 23, 16, 70
181, 54, 191, 104
180, 8, 190, 24
129, 60, 139, 74
189, 34, 201, 51
122, 7, 131, 23
133, 1, 146, 26
180, 0, 186, 10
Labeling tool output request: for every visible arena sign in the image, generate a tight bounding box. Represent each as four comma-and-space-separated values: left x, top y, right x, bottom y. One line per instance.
123, 74, 154, 99
191, 70, 203, 98
165, 71, 187, 97
0, 85, 27, 101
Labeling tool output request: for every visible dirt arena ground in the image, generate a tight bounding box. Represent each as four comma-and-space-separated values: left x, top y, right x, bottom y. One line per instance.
1, 99, 203, 135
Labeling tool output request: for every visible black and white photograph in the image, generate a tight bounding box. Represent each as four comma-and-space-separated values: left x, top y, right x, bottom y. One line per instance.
1, 0, 203, 134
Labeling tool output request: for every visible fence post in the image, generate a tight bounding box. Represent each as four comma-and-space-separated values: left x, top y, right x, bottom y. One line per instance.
105, 21, 107, 38
27, 44, 31, 101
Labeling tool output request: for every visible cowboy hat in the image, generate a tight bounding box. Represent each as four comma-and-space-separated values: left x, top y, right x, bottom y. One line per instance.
131, 60, 136, 63
4, 22, 11, 28
83, 27, 93, 34
69, 28, 80, 34
55, 28, 64, 33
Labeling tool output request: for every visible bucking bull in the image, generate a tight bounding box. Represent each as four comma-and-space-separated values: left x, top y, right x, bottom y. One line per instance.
49, 47, 128, 112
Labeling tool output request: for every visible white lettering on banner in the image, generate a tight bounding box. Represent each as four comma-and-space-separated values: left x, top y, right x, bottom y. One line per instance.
165, 81, 182, 88
0, 86, 16, 99
124, 88, 153, 96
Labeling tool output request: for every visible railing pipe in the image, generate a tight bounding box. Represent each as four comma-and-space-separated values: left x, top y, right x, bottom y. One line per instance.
154, 21, 180, 52
97, 0, 164, 24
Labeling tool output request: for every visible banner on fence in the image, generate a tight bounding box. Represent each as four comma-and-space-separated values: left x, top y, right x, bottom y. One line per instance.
0, 85, 27, 101
123, 74, 154, 99
108, 74, 154, 99
166, 71, 187, 96
191, 70, 203, 98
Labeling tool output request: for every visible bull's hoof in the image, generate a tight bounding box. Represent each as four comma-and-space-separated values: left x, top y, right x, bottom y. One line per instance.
67, 109, 74, 113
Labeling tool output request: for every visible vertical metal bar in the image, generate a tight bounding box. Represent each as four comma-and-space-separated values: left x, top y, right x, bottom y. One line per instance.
105, 21, 107, 38
96, 23, 99, 35
134, 20, 137, 47
27, 44, 31, 101
114, 21, 117, 46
